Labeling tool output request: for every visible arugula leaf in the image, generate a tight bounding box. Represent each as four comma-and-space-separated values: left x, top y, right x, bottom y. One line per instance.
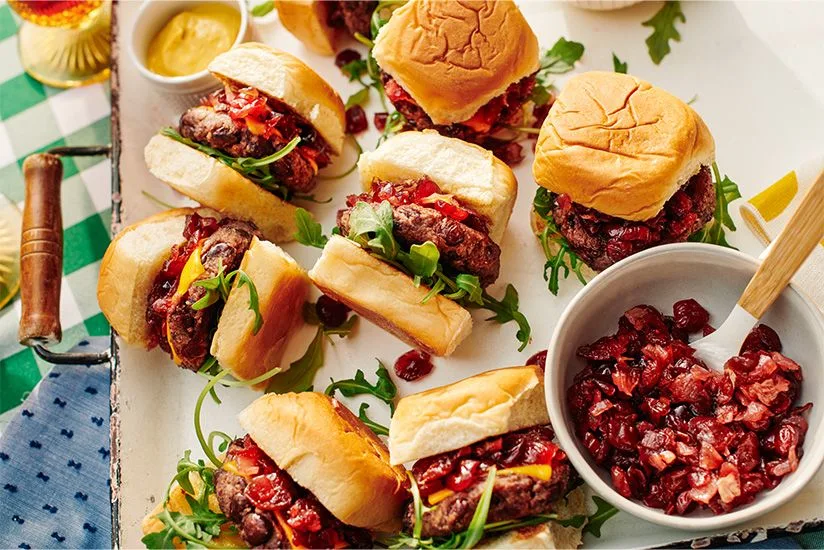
582, 496, 619, 538
347, 201, 399, 259
341, 59, 368, 82
250, 0, 274, 17
479, 285, 531, 351
403, 241, 440, 281
192, 267, 263, 334
530, 84, 553, 107
160, 128, 299, 201
533, 188, 588, 296
459, 468, 497, 548
266, 327, 325, 394
358, 403, 389, 436
294, 208, 329, 249
370, 0, 405, 39
325, 362, 398, 412
612, 53, 628, 74
377, 111, 408, 146
642, 1, 686, 65
346, 87, 371, 109
688, 163, 741, 249
234, 270, 263, 335
455, 274, 483, 306
540, 37, 586, 74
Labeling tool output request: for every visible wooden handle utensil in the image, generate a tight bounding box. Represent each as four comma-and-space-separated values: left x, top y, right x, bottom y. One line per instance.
18, 153, 63, 346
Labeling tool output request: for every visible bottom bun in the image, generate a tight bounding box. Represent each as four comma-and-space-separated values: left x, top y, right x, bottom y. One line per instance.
145, 134, 298, 243
211, 237, 309, 383
477, 486, 587, 549
308, 235, 472, 356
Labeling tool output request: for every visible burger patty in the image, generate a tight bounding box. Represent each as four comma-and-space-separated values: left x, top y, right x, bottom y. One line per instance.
337, 202, 501, 287
336, 0, 376, 36
179, 106, 317, 193
404, 465, 573, 538
553, 166, 716, 271
165, 220, 261, 370
214, 468, 288, 548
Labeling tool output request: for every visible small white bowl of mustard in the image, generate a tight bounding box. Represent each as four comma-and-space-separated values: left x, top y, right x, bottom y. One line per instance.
129, 0, 249, 94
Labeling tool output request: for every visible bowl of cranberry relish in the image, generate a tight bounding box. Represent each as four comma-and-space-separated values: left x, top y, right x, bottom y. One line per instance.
545, 243, 824, 531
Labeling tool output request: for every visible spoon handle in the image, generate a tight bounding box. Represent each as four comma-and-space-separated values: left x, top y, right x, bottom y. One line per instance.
738, 170, 824, 319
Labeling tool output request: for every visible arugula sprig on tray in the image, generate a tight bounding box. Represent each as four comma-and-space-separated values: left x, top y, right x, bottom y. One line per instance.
533, 188, 588, 296
295, 206, 532, 351
531, 37, 586, 108
325, 361, 398, 412
642, 1, 686, 65
689, 163, 742, 249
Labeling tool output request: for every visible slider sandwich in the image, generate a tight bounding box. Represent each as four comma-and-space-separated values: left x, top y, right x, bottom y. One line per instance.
307, 130, 521, 357
372, 0, 540, 162
276, 0, 377, 55
97, 208, 308, 378
387, 366, 586, 548
532, 71, 717, 271
143, 392, 408, 548
145, 43, 346, 243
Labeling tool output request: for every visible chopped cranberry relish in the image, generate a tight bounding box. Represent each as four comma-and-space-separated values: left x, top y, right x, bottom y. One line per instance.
228, 435, 370, 548
568, 300, 811, 515
411, 426, 567, 498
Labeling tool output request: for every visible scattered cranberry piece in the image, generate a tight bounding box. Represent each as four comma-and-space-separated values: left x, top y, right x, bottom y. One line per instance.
316, 295, 350, 328
287, 498, 323, 532
334, 48, 361, 69
345, 105, 368, 134
673, 299, 710, 332
394, 349, 434, 381
489, 141, 524, 166
373, 112, 388, 132
527, 349, 547, 370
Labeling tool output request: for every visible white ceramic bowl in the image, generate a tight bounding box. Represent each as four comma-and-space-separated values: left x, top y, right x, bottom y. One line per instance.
129, 0, 249, 94
545, 243, 824, 531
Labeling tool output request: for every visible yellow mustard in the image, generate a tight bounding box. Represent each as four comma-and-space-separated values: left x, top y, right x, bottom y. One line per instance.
146, 4, 240, 77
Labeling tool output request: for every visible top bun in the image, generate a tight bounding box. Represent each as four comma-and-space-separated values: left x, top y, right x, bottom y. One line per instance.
239, 393, 408, 532
274, 1, 338, 56
389, 366, 549, 465
533, 71, 715, 221
357, 130, 517, 243
373, 0, 539, 125
208, 43, 346, 155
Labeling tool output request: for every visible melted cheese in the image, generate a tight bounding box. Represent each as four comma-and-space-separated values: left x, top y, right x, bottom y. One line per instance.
175, 245, 204, 297
425, 465, 553, 506
427, 488, 454, 506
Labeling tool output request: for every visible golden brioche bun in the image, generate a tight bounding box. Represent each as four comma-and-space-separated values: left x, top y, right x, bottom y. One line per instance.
533, 71, 716, 221
239, 393, 408, 532
144, 134, 298, 244
97, 209, 305, 382
274, 1, 339, 56
211, 237, 309, 385
357, 131, 517, 243
308, 236, 472, 357
97, 208, 206, 347
208, 42, 345, 155
372, 0, 539, 125
389, 366, 549, 465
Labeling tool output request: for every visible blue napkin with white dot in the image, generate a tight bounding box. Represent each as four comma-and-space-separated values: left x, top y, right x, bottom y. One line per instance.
0, 360, 111, 549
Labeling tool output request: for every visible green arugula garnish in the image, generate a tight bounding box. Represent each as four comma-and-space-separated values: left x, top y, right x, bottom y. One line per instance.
370, 0, 406, 39
266, 326, 325, 394
642, 1, 686, 65
192, 267, 263, 335
346, 201, 531, 350
250, 0, 274, 17
294, 208, 329, 248
689, 163, 741, 249
533, 188, 588, 296
582, 496, 619, 538
358, 403, 389, 436
325, 361, 398, 413
377, 111, 408, 146
161, 127, 300, 201
141, 453, 229, 549
612, 53, 628, 74
319, 136, 363, 181
531, 37, 586, 107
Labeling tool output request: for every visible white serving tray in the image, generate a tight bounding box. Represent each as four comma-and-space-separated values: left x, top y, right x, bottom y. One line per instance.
112, 1, 824, 547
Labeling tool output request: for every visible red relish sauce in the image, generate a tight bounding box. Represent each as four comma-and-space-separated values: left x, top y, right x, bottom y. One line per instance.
381, 72, 537, 166
567, 300, 811, 515
204, 85, 332, 170
145, 213, 220, 350
394, 349, 433, 381
411, 426, 567, 499
229, 435, 371, 548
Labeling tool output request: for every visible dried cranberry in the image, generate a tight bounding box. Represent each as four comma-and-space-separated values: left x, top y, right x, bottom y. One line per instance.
345, 105, 368, 134
245, 472, 295, 511
611, 466, 633, 498
490, 141, 524, 166
394, 349, 434, 381
445, 459, 482, 492
673, 299, 710, 333
527, 349, 547, 370
334, 48, 361, 69
373, 112, 388, 131
316, 295, 350, 328
740, 325, 782, 354
287, 498, 324, 532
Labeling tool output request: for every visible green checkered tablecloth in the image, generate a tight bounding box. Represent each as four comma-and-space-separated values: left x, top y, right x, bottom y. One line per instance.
0, 1, 111, 428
